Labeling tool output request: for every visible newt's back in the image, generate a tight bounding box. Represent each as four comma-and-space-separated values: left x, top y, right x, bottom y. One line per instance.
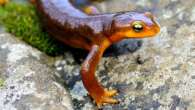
33, 0, 160, 50
33, 0, 114, 50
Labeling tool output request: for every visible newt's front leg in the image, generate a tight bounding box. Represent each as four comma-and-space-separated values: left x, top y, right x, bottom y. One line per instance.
81, 39, 119, 107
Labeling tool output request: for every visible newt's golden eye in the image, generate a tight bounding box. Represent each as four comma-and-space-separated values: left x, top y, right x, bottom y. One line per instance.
132, 21, 143, 32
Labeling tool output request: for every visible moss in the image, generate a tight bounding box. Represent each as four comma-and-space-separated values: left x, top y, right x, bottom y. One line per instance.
0, 2, 65, 56
0, 78, 4, 88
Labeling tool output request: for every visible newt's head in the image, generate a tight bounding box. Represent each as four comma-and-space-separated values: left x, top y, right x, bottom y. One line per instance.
110, 12, 160, 42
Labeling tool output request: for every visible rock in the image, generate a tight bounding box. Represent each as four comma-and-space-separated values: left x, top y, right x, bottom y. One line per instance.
0, 33, 73, 110
54, 0, 195, 110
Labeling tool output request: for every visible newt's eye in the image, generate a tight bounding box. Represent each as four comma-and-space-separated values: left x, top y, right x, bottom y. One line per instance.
132, 21, 143, 32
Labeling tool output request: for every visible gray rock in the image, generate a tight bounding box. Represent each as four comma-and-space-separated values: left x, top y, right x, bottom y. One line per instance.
0, 33, 73, 110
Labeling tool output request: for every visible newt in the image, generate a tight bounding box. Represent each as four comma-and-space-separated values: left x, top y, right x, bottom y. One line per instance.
32, 0, 160, 107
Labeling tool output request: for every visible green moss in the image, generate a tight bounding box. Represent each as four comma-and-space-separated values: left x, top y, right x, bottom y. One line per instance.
0, 2, 65, 56
0, 78, 4, 88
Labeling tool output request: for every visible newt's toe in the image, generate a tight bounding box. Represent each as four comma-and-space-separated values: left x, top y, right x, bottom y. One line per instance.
105, 89, 118, 97
94, 89, 119, 108
97, 97, 118, 108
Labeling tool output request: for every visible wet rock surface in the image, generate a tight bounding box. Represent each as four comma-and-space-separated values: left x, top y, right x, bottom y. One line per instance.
0, 33, 74, 110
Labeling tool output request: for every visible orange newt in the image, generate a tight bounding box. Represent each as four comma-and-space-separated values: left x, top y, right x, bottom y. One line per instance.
32, 0, 160, 107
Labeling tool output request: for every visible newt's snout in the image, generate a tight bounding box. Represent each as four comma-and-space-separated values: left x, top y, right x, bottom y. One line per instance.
144, 12, 160, 33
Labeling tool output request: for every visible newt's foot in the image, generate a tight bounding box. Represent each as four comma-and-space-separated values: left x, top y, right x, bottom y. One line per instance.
94, 89, 119, 107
